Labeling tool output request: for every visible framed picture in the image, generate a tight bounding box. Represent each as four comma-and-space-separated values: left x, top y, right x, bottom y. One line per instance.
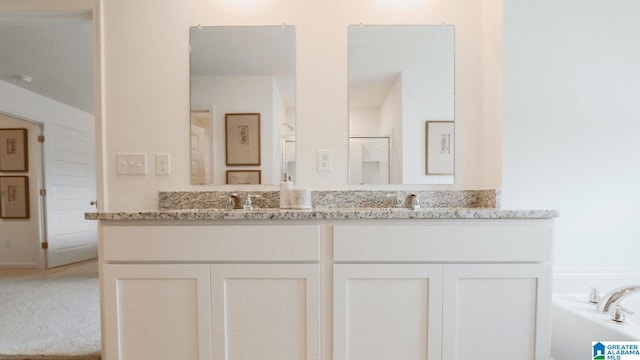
0, 176, 29, 219
0, 128, 28, 172
426, 121, 454, 175
225, 113, 261, 166
226, 170, 261, 185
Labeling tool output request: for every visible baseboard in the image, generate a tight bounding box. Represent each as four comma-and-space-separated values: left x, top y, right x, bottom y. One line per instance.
554, 267, 640, 294
0, 263, 37, 270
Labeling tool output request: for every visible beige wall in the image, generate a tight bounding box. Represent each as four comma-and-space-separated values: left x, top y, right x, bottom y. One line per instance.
102, 0, 503, 211
0, 113, 42, 268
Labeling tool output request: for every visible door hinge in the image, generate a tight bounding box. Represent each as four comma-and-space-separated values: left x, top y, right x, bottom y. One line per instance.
38, 135, 45, 143
41, 242, 49, 249
40, 189, 46, 196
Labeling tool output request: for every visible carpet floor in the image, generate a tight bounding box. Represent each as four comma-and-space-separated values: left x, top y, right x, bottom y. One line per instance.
0, 260, 101, 358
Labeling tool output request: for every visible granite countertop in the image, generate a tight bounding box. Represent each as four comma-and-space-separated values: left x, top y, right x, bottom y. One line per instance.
85, 208, 559, 221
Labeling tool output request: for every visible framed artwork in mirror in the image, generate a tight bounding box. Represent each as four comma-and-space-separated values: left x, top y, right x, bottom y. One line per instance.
426, 121, 454, 175
225, 113, 261, 166
226, 170, 261, 185
0, 176, 29, 219
0, 128, 28, 172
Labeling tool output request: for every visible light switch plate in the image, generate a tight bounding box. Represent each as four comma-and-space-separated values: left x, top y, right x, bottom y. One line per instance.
317, 150, 332, 172
155, 153, 170, 176
116, 153, 147, 175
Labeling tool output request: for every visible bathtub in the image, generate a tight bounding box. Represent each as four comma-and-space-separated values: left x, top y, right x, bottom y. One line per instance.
552, 293, 640, 360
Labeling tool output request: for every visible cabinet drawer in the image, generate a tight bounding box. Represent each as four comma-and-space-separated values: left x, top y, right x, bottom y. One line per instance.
333, 221, 553, 262
103, 224, 321, 262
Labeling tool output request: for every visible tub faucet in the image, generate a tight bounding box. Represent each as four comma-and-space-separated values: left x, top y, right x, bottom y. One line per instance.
597, 285, 640, 313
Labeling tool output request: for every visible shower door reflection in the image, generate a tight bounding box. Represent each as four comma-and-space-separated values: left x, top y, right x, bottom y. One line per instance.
349, 137, 389, 185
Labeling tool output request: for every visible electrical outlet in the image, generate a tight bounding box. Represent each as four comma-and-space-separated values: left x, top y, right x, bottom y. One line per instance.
116, 153, 147, 175
155, 153, 170, 176
317, 150, 332, 172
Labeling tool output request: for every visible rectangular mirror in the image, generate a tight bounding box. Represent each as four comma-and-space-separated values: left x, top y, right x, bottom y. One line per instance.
348, 25, 455, 185
190, 26, 296, 185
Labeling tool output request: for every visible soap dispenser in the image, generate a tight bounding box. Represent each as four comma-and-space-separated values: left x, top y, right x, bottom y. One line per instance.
280, 175, 293, 209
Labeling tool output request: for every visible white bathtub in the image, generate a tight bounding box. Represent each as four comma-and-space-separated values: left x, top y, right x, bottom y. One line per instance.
552, 293, 640, 360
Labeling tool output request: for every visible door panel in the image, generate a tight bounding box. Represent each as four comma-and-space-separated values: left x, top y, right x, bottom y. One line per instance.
333, 264, 443, 360
211, 264, 320, 360
442, 264, 551, 360
103, 264, 212, 360
43, 122, 97, 268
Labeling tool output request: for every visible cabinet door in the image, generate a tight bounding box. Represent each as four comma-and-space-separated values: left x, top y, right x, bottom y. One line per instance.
211, 264, 320, 360
103, 264, 212, 360
442, 264, 551, 360
333, 264, 444, 360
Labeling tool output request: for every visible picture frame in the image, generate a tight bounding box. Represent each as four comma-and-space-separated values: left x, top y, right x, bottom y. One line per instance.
425, 121, 454, 175
0, 176, 29, 219
0, 128, 28, 172
225, 113, 261, 166
226, 170, 261, 185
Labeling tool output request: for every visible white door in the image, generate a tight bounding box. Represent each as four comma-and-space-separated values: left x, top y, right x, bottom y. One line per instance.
103, 264, 213, 360
211, 264, 320, 360
442, 264, 552, 360
43, 122, 98, 268
333, 264, 444, 360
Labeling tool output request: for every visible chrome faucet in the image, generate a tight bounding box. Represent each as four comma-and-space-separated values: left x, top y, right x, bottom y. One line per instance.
407, 194, 421, 210
225, 193, 240, 210
597, 285, 640, 313
243, 194, 257, 211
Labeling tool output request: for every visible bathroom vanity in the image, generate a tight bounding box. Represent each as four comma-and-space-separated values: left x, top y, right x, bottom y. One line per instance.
90, 203, 557, 360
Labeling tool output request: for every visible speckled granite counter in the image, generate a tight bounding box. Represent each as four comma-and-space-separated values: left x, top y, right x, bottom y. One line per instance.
159, 189, 500, 210
85, 208, 558, 221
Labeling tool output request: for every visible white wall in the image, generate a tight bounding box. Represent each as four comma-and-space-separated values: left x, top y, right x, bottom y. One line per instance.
102, 0, 502, 211
381, 76, 403, 184
349, 108, 381, 136
272, 78, 287, 183
503, 0, 640, 291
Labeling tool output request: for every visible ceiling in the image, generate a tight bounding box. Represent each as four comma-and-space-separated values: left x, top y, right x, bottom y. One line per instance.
0, 11, 94, 114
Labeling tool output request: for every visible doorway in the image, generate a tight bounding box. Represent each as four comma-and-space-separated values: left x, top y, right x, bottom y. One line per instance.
0, 3, 103, 355
0, 5, 101, 269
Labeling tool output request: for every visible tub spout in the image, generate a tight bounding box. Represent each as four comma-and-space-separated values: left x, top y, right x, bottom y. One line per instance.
597, 285, 640, 313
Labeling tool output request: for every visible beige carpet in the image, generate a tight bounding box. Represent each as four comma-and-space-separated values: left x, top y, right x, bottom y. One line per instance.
0, 260, 101, 358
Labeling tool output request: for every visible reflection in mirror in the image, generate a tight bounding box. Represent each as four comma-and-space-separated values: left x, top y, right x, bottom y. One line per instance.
190, 26, 296, 185
348, 25, 455, 185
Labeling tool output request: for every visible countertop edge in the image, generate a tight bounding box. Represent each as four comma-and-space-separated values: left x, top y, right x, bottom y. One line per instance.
85, 208, 559, 221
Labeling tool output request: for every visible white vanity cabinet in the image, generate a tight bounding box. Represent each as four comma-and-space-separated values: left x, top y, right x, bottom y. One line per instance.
103, 264, 213, 360
332, 220, 553, 360
333, 264, 444, 360
101, 223, 322, 360
98, 217, 554, 360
